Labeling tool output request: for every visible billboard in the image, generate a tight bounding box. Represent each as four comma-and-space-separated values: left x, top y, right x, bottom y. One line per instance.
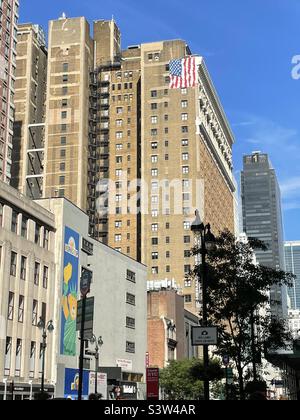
64, 368, 89, 400
61, 227, 80, 356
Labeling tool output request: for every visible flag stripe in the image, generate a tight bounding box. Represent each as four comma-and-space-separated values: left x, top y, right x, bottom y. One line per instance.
169, 56, 198, 89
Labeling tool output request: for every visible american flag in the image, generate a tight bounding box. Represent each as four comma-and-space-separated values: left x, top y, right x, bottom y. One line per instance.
169, 56, 198, 89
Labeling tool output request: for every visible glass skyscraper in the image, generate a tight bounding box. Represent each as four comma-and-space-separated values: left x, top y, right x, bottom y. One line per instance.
241, 152, 288, 318
284, 242, 300, 310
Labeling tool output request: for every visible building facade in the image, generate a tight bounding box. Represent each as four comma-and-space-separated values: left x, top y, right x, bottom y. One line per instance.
0, 180, 147, 400
0, 0, 19, 183
147, 287, 199, 369
285, 242, 300, 311
241, 152, 288, 318
11, 23, 47, 199
0, 181, 56, 399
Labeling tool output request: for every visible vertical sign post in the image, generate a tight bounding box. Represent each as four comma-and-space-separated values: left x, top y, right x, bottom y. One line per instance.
146, 368, 159, 400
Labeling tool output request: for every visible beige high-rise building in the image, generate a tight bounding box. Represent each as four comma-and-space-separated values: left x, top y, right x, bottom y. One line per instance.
14, 16, 236, 313
12, 23, 47, 199
43, 16, 94, 221
0, 0, 19, 183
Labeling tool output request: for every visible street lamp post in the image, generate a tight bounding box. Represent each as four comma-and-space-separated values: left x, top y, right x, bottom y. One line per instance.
191, 210, 216, 401
37, 317, 54, 395
90, 335, 104, 395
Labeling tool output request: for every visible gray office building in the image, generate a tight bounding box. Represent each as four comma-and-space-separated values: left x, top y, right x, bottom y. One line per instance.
241, 152, 287, 318
284, 242, 300, 310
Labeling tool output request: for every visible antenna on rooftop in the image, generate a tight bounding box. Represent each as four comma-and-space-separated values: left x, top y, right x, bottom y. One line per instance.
59, 12, 67, 20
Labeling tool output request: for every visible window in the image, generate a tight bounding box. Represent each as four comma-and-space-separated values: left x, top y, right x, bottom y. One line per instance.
182, 100, 188, 108
151, 90, 157, 98
184, 236, 191, 244
185, 295, 192, 303
43, 266, 49, 289
166, 251, 170, 258
15, 339, 22, 377
60, 162, 66, 171
183, 179, 190, 190
151, 103, 158, 110
116, 144, 123, 151
151, 142, 158, 150
152, 224, 158, 232
61, 136, 67, 145
115, 220, 122, 228
164, 128, 169, 134
43, 229, 49, 249
60, 149, 66, 158
185, 279, 192, 288
116, 169, 123, 177
30, 342, 36, 379
151, 116, 158, 124
126, 317, 135, 329
34, 262, 40, 286
184, 264, 191, 274
152, 252, 158, 260
116, 119, 123, 127
21, 216, 28, 238
183, 221, 191, 230
18, 295, 24, 323
126, 270, 136, 283
63, 63, 69, 72
8, 292, 14, 321
152, 267, 159, 274
182, 113, 188, 121
181, 88, 187, 95
62, 86, 68, 95
152, 209, 158, 218
152, 238, 159, 245
166, 266, 171, 273
11, 210, 18, 233
62, 74, 68, 82
182, 166, 189, 174
116, 131, 123, 140
126, 341, 135, 354
151, 169, 158, 177
151, 155, 158, 163
20, 256, 27, 280
5, 337, 12, 377
182, 139, 189, 147
116, 156, 123, 164
10, 252, 17, 277
126, 293, 135, 306
115, 234, 122, 242
166, 237, 170, 244
32, 300, 38, 326
59, 176, 65, 185
182, 126, 188, 133
61, 111, 67, 119
166, 223, 170, 229
151, 129, 158, 136
116, 107, 123, 114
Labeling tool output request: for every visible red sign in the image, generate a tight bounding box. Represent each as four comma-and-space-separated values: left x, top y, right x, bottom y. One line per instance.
146, 368, 159, 400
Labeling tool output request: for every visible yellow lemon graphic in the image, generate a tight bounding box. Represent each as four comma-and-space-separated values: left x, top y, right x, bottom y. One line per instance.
64, 263, 73, 285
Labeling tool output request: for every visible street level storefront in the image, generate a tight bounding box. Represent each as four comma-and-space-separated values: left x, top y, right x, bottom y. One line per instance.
0, 383, 55, 400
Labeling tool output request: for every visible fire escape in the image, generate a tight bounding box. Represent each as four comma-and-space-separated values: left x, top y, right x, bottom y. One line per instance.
88, 60, 121, 240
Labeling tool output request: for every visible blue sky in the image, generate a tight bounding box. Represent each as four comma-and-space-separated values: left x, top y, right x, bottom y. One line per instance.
20, 0, 300, 240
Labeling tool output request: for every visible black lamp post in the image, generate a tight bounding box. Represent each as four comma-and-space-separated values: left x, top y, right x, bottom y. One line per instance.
191, 210, 216, 401
90, 335, 104, 395
37, 317, 54, 395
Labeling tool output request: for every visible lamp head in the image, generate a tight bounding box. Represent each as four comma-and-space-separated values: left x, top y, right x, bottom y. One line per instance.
191, 210, 204, 233
37, 317, 45, 331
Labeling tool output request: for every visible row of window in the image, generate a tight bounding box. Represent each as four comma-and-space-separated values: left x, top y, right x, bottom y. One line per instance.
0, 204, 51, 249
150, 87, 188, 98
4, 337, 44, 378
9, 252, 49, 288
7, 293, 46, 326
150, 113, 189, 124
150, 100, 188, 110
150, 126, 189, 137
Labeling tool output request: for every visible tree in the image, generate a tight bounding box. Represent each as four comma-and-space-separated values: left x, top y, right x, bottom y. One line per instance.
160, 359, 223, 400
190, 230, 294, 400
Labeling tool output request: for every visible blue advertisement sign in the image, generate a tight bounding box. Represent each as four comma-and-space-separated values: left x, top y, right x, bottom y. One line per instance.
61, 227, 80, 356
64, 368, 89, 400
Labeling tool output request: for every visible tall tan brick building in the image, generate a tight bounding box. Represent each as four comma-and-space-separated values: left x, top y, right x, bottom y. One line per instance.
13, 16, 236, 313
12, 24, 47, 199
